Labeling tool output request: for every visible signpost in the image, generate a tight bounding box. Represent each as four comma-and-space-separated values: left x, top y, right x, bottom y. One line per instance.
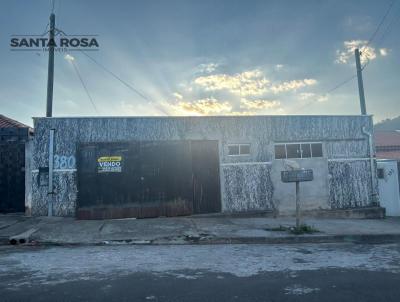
281, 169, 314, 228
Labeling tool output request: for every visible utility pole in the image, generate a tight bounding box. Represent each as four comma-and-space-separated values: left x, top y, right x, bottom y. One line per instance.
46, 13, 55, 117
355, 48, 367, 115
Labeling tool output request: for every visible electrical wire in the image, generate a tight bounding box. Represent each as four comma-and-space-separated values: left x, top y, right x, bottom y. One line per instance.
56, 29, 169, 115
366, 0, 396, 46
51, 0, 55, 14
289, 74, 359, 114
326, 74, 358, 94
79, 51, 153, 105
78, 51, 170, 115
291, 1, 397, 114
375, 6, 400, 47
69, 57, 99, 114
56, 0, 61, 29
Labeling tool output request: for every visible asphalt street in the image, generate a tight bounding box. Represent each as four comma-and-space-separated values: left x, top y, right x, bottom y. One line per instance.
1, 243, 400, 301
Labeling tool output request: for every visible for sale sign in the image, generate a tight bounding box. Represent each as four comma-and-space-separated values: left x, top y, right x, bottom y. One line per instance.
97, 156, 122, 173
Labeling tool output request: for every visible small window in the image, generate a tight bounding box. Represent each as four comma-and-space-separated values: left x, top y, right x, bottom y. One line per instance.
286, 144, 301, 159
311, 143, 323, 157
301, 144, 311, 158
274, 142, 323, 159
274, 144, 286, 159
228, 145, 239, 155
377, 168, 385, 179
240, 144, 250, 155
228, 144, 250, 156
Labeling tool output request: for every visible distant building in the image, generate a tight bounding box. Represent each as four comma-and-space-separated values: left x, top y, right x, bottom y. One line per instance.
374, 130, 400, 160
0, 114, 33, 213
27, 115, 381, 219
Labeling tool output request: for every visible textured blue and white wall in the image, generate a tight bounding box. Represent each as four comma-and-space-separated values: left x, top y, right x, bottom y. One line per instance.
27, 115, 378, 217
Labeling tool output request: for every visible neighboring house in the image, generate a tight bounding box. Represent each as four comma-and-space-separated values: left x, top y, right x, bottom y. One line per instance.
0, 114, 33, 213
374, 130, 400, 160
28, 115, 380, 219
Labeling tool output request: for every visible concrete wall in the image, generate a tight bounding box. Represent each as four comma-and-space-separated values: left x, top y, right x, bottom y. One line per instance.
30, 115, 376, 217
271, 158, 330, 214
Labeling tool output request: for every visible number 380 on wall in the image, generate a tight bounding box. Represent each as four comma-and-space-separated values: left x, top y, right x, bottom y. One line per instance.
54, 155, 76, 169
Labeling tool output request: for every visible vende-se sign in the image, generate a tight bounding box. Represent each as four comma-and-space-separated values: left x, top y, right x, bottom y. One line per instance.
97, 156, 122, 173
281, 169, 313, 183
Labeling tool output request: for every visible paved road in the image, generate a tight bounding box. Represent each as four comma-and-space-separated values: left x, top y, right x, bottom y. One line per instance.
1, 243, 400, 301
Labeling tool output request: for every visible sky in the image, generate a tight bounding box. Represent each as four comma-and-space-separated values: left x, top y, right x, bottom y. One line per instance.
0, 0, 399, 126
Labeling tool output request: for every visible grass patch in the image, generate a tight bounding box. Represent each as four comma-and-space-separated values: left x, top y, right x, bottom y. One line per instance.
289, 224, 319, 235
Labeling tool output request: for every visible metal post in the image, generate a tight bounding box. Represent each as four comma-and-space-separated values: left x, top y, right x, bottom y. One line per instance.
295, 181, 301, 228
48, 129, 55, 216
46, 13, 55, 117
355, 48, 367, 115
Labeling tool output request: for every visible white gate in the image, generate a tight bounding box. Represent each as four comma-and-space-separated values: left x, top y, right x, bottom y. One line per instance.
377, 160, 400, 216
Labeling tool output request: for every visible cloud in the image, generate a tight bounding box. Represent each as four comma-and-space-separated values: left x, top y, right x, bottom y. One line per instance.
379, 48, 389, 56
173, 92, 183, 100
193, 69, 269, 96
193, 68, 317, 97
64, 54, 75, 61
240, 99, 281, 110
170, 68, 320, 116
299, 92, 328, 102
269, 79, 317, 94
167, 97, 232, 115
317, 95, 328, 102
335, 40, 388, 65
299, 92, 315, 100
196, 63, 219, 74
275, 64, 284, 71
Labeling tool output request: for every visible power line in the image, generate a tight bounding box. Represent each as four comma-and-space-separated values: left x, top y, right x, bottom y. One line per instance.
51, 0, 55, 14
56, 28, 169, 114
78, 50, 170, 115
366, 0, 396, 46
375, 6, 400, 47
289, 74, 358, 114
56, 0, 61, 28
361, 1, 397, 70
291, 1, 397, 114
79, 51, 153, 105
69, 58, 99, 114
325, 74, 357, 94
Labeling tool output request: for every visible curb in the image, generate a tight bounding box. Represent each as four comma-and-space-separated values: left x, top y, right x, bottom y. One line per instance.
198, 234, 400, 245
0, 236, 9, 245
2, 233, 400, 247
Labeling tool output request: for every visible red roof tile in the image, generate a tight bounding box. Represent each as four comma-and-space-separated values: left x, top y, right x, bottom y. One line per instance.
374, 130, 400, 147
0, 114, 31, 129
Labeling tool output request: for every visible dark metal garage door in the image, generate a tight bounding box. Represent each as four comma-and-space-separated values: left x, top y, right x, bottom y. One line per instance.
77, 140, 221, 219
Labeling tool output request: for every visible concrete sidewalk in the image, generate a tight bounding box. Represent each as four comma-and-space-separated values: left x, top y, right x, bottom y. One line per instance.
1, 214, 400, 246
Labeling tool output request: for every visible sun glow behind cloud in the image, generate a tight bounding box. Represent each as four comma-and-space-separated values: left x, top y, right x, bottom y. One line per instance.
193, 69, 269, 96
163, 64, 320, 116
